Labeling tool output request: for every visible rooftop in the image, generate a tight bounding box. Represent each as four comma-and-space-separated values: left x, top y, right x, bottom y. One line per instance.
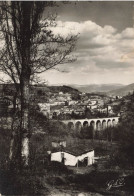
51, 146, 94, 157
51, 149, 94, 157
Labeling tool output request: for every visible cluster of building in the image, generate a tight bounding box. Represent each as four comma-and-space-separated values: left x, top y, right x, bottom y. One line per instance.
0, 84, 121, 123
38, 91, 117, 120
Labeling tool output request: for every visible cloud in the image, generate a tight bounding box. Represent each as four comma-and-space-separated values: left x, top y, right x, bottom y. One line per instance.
43, 20, 134, 85
120, 28, 134, 39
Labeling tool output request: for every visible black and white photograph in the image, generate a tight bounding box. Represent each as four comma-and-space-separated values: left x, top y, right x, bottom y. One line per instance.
0, 1, 134, 195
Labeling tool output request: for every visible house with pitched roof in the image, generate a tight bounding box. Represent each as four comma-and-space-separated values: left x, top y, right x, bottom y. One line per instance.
50, 149, 94, 167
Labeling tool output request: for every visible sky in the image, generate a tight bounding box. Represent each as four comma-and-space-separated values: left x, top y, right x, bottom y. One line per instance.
42, 1, 134, 85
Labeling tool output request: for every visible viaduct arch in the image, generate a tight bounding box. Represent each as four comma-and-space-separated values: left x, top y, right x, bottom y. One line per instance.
61, 117, 119, 131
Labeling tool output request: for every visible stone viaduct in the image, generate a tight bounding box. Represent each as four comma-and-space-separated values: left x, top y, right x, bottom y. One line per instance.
61, 117, 119, 131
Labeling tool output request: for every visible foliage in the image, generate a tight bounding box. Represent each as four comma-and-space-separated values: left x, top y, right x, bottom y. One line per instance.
48, 121, 68, 137
47, 161, 72, 176
85, 108, 92, 118
0, 128, 11, 164
0, 122, 71, 195
109, 94, 134, 168
80, 126, 93, 139
67, 170, 119, 188
0, 168, 49, 195
49, 85, 79, 94
71, 93, 81, 100
0, 128, 46, 195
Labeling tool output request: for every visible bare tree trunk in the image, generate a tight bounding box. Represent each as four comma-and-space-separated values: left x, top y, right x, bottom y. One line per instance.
19, 3, 31, 166
20, 76, 30, 166
9, 138, 14, 160
9, 91, 18, 160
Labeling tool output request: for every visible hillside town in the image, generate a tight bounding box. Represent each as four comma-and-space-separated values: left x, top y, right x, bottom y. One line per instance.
38, 90, 121, 120
0, 83, 122, 122
0, 1, 134, 196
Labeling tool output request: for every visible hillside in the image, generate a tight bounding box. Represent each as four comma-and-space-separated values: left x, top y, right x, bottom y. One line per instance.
70, 84, 124, 93
2, 83, 134, 97
31, 85, 80, 96
108, 83, 134, 96
0, 83, 80, 96
48, 85, 79, 94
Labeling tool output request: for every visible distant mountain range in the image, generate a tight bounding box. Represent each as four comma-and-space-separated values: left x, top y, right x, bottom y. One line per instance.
107, 83, 134, 96
70, 84, 124, 93
69, 83, 134, 96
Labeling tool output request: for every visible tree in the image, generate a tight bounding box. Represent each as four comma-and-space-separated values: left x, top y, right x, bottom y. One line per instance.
80, 126, 93, 139
0, 2, 77, 167
118, 94, 134, 167
85, 108, 92, 119
110, 94, 134, 168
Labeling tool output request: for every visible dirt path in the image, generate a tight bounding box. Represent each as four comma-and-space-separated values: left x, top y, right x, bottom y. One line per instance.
47, 189, 103, 196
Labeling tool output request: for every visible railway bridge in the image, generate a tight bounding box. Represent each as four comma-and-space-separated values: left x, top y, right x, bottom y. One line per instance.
61, 117, 119, 131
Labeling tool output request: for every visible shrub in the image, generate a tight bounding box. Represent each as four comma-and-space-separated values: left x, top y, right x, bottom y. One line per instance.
47, 161, 72, 176
46, 176, 66, 186
0, 169, 48, 195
